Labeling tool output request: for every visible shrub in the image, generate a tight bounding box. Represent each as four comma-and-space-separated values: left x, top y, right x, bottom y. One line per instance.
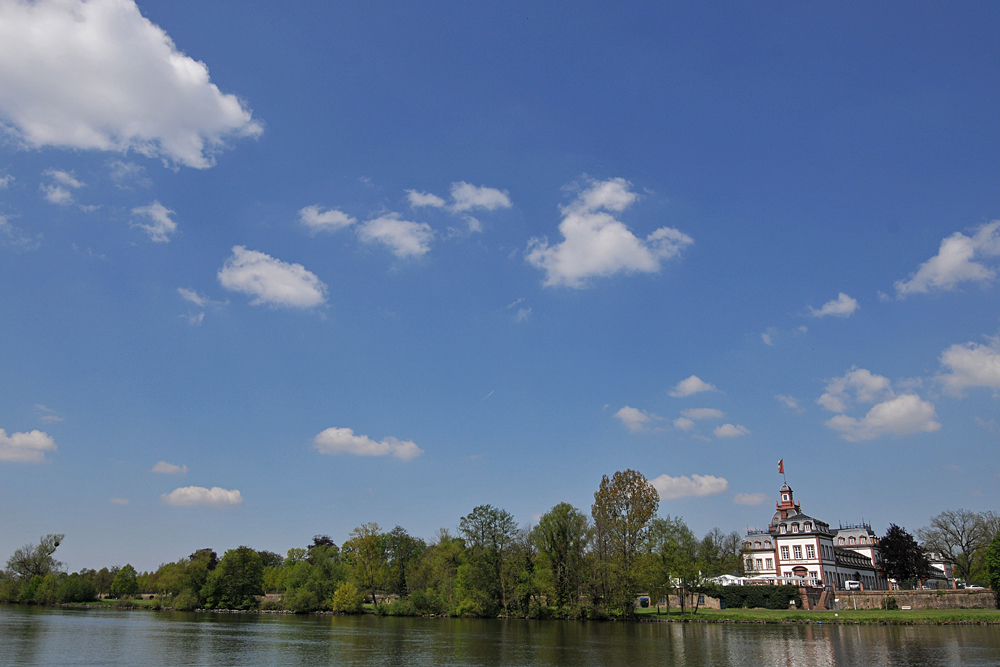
882, 596, 898, 610
172, 590, 200, 611
330, 582, 363, 614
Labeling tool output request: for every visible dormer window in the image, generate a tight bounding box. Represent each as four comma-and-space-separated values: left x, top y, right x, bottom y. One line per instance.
838, 538, 845, 545
744, 542, 751, 549
860, 537, 867, 544
792, 524, 799, 534
849, 537, 856, 545
765, 540, 771, 548
780, 525, 786, 534
804, 523, 812, 532
754, 541, 761, 549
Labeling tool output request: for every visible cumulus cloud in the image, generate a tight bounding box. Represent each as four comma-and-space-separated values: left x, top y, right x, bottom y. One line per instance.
525, 178, 693, 288
44, 169, 84, 189
0, 0, 261, 168
109, 160, 150, 188
650, 473, 729, 500
614, 406, 657, 433
449, 182, 512, 212
406, 190, 447, 208
358, 214, 433, 257
775, 394, 803, 412
895, 221, 1000, 297
713, 423, 750, 438
131, 201, 176, 242
0, 429, 57, 463
824, 394, 940, 441
817, 367, 894, 413
218, 246, 327, 308
178, 288, 208, 307
151, 460, 188, 475
161, 486, 243, 508
809, 292, 859, 318
39, 169, 85, 205
733, 492, 768, 506
669, 375, 717, 397
313, 427, 423, 461
673, 417, 695, 431
681, 408, 724, 420
937, 335, 1000, 395
299, 205, 356, 232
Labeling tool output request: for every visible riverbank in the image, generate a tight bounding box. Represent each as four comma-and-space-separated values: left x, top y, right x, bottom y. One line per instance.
41, 600, 1000, 625
636, 607, 1000, 625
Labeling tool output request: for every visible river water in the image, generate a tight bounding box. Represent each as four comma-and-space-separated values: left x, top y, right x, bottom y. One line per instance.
1, 605, 999, 666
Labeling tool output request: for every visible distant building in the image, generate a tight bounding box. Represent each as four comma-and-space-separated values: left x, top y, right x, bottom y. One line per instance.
741, 482, 888, 590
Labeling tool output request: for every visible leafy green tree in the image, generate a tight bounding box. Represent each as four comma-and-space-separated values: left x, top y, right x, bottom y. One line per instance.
404, 529, 466, 614
92, 567, 115, 597
591, 469, 659, 617
878, 524, 930, 588
284, 543, 345, 612
330, 581, 363, 613
57, 573, 96, 603
983, 530, 1000, 609
643, 515, 698, 614
532, 503, 590, 609
202, 546, 264, 610
459, 505, 518, 615
342, 522, 388, 608
6, 534, 64, 579
257, 550, 284, 569
384, 526, 425, 596
110, 564, 138, 598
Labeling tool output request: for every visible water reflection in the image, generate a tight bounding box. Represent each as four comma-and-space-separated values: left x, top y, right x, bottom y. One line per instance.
1, 604, 998, 666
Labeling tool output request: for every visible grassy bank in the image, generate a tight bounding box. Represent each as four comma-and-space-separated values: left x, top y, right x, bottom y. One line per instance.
635, 607, 1000, 625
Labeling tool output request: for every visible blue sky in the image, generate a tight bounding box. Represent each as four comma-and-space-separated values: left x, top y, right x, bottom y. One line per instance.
1, 0, 998, 571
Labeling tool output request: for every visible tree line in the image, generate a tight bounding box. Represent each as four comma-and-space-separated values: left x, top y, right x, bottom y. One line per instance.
3, 472, 999, 614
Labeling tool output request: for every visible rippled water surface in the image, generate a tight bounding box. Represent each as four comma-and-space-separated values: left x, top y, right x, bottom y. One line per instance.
2, 605, 999, 666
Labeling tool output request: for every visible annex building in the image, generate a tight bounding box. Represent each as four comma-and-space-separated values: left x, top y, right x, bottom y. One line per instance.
742, 482, 888, 591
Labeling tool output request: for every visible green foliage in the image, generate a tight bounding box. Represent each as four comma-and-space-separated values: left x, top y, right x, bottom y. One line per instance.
110, 565, 138, 599
701, 584, 799, 610
283, 548, 346, 613
172, 589, 200, 611
881, 595, 898, 610
532, 503, 589, 609
384, 526, 425, 596
342, 522, 388, 608
57, 573, 97, 603
459, 505, 518, 615
6, 534, 64, 579
201, 546, 264, 610
330, 581, 363, 613
983, 531, 1000, 609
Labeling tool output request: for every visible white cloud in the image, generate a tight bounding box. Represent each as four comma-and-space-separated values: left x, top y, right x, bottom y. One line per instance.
669, 375, 717, 397
937, 335, 1000, 395
673, 417, 695, 431
40, 184, 74, 205
131, 201, 176, 242
218, 246, 327, 308
824, 393, 940, 441
0, 428, 56, 463
713, 423, 750, 438
514, 307, 531, 322
817, 367, 894, 413
44, 169, 84, 189
681, 408, 724, 420
761, 331, 774, 346
313, 427, 423, 461
183, 312, 204, 325
33, 404, 64, 423
0, 0, 261, 169
358, 214, 433, 257
0, 174, 12, 188
178, 288, 208, 308
895, 221, 1000, 297
161, 486, 243, 507
733, 492, 768, 506
109, 497, 129, 505
525, 178, 693, 288
109, 160, 150, 188
151, 460, 188, 475
650, 473, 729, 500
0, 215, 40, 250
406, 190, 447, 208
775, 394, 802, 411
299, 205, 356, 232
449, 182, 512, 212
614, 406, 656, 433
809, 292, 859, 318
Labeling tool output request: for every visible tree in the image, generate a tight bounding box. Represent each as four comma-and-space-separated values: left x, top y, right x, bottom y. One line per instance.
459, 505, 518, 615
644, 516, 698, 614
532, 503, 590, 609
383, 526, 425, 596
917, 509, 989, 584
983, 530, 1000, 609
202, 546, 264, 610
6, 534, 64, 579
342, 523, 388, 609
591, 469, 659, 617
878, 524, 930, 588
110, 564, 138, 598
257, 550, 284, 569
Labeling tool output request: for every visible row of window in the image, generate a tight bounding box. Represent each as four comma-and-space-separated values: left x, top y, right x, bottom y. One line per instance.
838, 535, 869, 545
746, 557, 775, 571
778, 521, 813, 534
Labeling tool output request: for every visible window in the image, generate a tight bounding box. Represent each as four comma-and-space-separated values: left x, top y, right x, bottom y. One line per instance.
792, 524, 799, 534
780, 525, 786, 534
838, 537, 845, 545
698, 595, 705, 604
754, 541, 761, 549
756, 559, 763, 570
849, 537, 856, 545
744, 542, 751, 549
860, 537, 867, 544
781, 546, 790, 560
806, 545, 815, 559
766, 558, 773, 569
782, 494, 788, 501
810, 571, 817, 579
765, 540, 772, 548
793, 546, 803, 559
805, 522, 812, 532
746, 558, 754, 571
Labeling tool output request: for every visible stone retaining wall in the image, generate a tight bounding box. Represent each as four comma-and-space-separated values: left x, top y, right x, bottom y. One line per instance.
830, 589, 995, 610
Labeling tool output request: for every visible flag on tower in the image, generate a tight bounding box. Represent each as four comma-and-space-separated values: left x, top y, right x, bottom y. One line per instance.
778, 459, 784, 475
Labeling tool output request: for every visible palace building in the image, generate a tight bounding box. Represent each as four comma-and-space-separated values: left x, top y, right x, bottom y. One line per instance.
742, 482, 888, 590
